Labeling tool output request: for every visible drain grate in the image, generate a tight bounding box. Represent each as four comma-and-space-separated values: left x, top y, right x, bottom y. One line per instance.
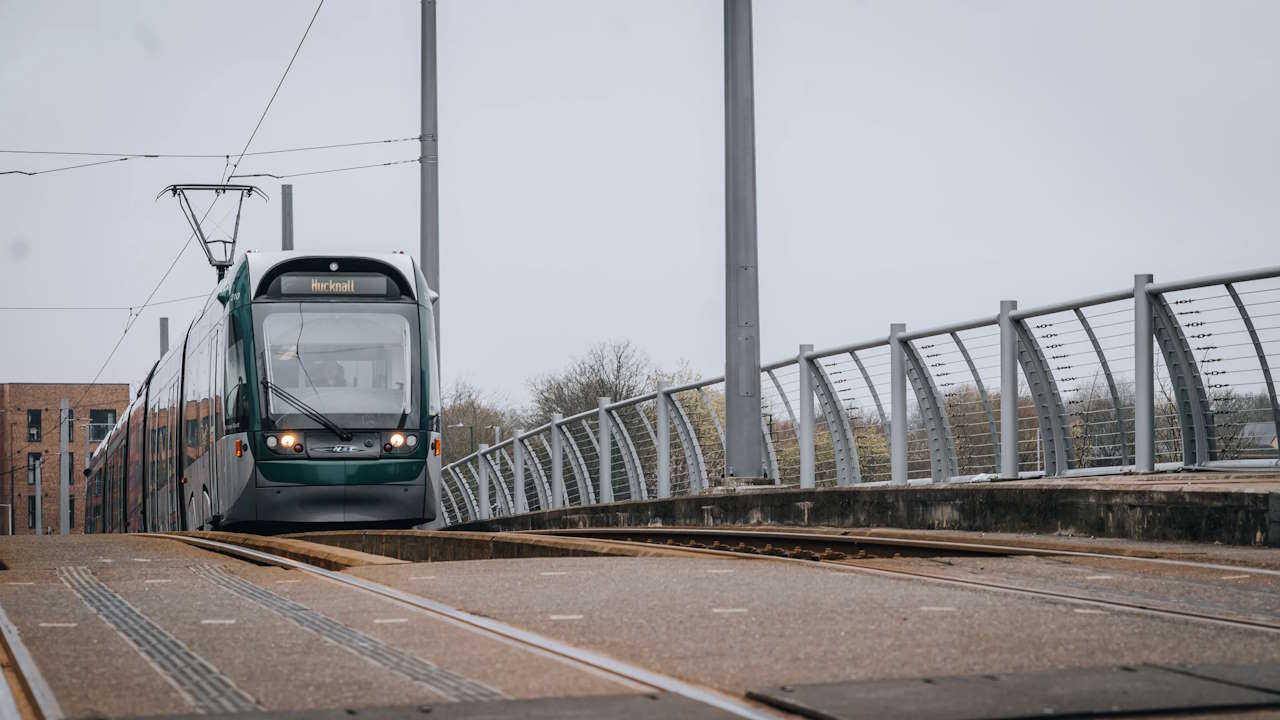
191, 565, 504, 703
59, 566, 259, 714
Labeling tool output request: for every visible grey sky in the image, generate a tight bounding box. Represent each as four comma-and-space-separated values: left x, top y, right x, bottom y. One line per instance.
2, 0, 1278, 407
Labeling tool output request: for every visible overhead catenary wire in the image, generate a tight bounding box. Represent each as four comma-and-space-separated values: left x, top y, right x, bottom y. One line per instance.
0, 135, 416, 160
230, 157, 419, 180
0, 293, 208, 311
1, 156, 131, 176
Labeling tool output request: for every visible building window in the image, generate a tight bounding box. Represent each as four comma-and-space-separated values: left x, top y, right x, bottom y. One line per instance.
27, 497, 35, 529
26, 453, 40, 485
69, 453, 75, 485
69, 496, 75, 529
89, 409, 116, 443
27, 409, 41, 442
67, 409, 74, 443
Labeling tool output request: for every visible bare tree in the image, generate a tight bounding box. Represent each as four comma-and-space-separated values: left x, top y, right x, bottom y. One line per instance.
439, 380, 518, 464
526, 340, 657, 425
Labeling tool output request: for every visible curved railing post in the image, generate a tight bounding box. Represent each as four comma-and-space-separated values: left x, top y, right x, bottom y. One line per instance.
951, 331, 999, 472
610, 409, 646, 500
561, 422, 594, 504
447, 465, 478, 521
520, 435, 551, 510
668, 393, 708, 493
1151, 291, 1217, 466
1074, 309, 1128, 466
902, 338, 959, 482
798, 345, 815, 489
808, 354, 860, 485
1226, 283, 1280, 462
1014, 319, 1074, 475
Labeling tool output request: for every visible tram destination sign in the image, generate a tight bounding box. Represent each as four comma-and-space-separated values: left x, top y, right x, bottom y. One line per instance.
279, 274, 390, 297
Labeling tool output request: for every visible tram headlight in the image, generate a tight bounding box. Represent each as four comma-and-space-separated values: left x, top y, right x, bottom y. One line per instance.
406, 435, 418, 448
279, 433, 298, 449
266, 435, 278, 449
389, 432, 406, 449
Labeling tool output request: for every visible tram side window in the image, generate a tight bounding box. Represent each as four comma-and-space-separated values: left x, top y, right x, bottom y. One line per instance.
225, 316, 249, 432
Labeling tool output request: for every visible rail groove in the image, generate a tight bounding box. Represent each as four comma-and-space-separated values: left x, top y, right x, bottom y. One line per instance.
156, 534, 782, 720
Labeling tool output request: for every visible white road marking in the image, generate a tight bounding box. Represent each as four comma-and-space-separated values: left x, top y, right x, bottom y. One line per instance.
132, 558, 151, 563
144, 579, 172, 584
97, 558, 114, 563
549, 614, 584, 621
919, 606, 957, 612
38, 622, 77, 628
200, 619, 236, 625
1221, 574, 1251, 580
1086, 575, 1114, 580
711, 608, 748, 614
274, 579, 301, 584
374, 618, 409, 624
706, 569, 735, 574
6, 582, 35, 586
539, 571, 568, 576
410, 575, 436, 580
1074, 608, 1109, 615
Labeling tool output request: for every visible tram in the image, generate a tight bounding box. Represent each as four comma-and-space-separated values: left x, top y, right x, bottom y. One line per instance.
83, 251, 441, 532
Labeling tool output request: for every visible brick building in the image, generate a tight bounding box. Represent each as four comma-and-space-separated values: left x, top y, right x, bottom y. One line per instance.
0, 383, 130, 535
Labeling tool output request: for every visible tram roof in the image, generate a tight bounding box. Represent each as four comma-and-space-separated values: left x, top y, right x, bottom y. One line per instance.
242, 251, 422, 301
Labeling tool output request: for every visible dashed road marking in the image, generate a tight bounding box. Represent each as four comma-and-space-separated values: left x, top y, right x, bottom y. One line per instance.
200, 619, 236, 625
919, 606, 957, 612
374, 618, 408, 624
711, 608, 748, 614
539, 571, 568, 576
549, 614, 584, 621
97, 558, 114, 563
145, 579, 173, 584
706, 569, 735, 574
1221, 574, 1251, 580
38, 622, 77, 628
410, 575, 436, 580
1074, 608, 1109, 615
132, 558, 151, 563
1086, 575, 1114, 580
274, 579, 301, 584
6, 582, 35, 586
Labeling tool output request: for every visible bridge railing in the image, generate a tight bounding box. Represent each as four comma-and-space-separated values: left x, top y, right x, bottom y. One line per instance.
439, 266, 1280, 525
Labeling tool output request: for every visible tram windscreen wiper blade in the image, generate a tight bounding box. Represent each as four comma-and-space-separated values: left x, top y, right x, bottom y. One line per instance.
262, 379, 353, 441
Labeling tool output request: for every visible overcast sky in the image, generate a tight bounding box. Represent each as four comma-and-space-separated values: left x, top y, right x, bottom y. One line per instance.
2, 0, 1278, 407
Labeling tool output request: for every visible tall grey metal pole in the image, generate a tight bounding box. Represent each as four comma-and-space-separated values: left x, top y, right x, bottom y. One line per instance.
890, 323, 908, 485
597, 398, 613, 503
59, 399, 69, 535
512, 430, 526, 514
281, 184, 294, 251
421, 0, 440, 344
656, 384, 671, 498
798, 344, 815, 489
1134, 274, 1155, 472
723, 0, 764, 481
476, 444, 490, 520
159, 317, 169, 357
999, 300, 1019, 478
550, 413, 564, 508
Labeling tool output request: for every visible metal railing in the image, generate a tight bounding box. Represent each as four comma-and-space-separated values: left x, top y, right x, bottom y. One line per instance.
439, 267, 1280, 525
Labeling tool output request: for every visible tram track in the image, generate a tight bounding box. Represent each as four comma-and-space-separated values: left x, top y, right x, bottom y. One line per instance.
0, 600, 62, 720
537, 527, 1280, 635
154, 534, 785, 720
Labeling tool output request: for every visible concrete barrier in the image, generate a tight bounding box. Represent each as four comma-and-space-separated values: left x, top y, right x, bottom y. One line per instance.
446, 482, 1280, 547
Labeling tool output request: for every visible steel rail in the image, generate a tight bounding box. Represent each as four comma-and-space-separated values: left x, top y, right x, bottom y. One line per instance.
154, 534, 781, 720
542, 528, 1280, 634
0, 600, 64, 720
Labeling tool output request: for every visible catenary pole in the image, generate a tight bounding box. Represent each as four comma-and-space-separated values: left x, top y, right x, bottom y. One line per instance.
281, 183, 294, 251
723, 0, 764, 480
421, 0, 440, 343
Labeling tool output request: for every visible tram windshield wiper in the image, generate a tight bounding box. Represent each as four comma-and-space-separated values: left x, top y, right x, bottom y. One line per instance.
262, 379, 353, 441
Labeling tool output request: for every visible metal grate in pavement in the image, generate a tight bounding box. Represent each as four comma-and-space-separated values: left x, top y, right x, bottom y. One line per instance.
191, 565, 504, 703
58, 566, 259, 714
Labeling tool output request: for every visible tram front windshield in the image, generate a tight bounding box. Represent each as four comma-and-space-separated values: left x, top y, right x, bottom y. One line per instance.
257, 303, 419, 430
